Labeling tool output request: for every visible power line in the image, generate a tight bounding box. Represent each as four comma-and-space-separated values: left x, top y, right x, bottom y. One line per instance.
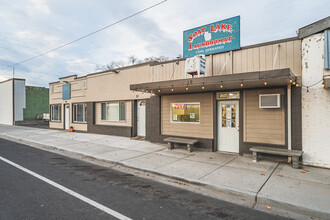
0, 0, 167, 71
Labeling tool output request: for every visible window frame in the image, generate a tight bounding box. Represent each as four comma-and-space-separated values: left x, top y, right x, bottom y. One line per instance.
101, 101, 126, 122
170, 102, 201, 124
50, 104, 61, 122
72, 103, 87, 123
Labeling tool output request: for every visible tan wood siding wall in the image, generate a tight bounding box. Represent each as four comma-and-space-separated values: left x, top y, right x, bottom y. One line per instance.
149, 39, 301, 82
161, 93, 213, 139
49, 121, 63, 129
95, 101, 132, 127
87, 65, 151, 102
243, 89, 285, 145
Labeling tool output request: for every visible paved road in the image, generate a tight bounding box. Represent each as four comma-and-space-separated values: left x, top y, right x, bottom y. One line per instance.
0, 138, 284, 220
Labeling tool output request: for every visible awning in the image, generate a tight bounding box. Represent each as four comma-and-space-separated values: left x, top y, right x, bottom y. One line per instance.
130, 68, 296, 95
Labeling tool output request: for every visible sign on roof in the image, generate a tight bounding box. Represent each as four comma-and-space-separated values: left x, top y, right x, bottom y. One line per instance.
183, 16, 240, 58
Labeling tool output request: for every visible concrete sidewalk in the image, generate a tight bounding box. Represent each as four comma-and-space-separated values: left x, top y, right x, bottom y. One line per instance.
0, 125, 329, 219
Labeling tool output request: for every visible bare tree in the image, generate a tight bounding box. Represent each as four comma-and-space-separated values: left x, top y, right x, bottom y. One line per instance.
96, 60, 125, 71
127, 55, 141, 65
144, 55, 169, 62
96, 55, 169, 71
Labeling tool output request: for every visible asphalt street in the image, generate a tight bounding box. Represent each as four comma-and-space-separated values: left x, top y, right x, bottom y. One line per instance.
0, 138, 285, 220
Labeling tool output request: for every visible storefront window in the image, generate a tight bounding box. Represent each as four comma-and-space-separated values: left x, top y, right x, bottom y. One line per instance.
73, 104, 87, 123
101, 102, 126, 121
50, 104, 61, 121
171, 103, 200, 123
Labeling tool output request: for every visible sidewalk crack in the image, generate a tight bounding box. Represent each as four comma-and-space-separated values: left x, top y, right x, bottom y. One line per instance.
198, 155, 239, 180
252, 162, 280, 208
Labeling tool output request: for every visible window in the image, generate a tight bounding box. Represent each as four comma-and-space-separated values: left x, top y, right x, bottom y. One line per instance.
171, 103, 200, 123
50, 104, 61, 121
62, 83, 71, 100
101, 102, 126, 121
50, 85, 54, 94
73, 104, 87, 123
83, 80, 87, 89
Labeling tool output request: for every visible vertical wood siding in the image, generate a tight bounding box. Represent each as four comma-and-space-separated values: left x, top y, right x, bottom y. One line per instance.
243, 89, 285, 145
161, 93, 214, 139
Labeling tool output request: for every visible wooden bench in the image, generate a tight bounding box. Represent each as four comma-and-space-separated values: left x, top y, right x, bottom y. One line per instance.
164, 137, 198, 152
250, 147, 303, 169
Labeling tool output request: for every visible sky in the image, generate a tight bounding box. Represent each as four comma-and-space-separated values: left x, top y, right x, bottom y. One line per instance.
0, 0, 329, 87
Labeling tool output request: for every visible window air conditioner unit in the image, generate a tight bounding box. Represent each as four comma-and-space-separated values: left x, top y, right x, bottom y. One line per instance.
259, 94, 281, 108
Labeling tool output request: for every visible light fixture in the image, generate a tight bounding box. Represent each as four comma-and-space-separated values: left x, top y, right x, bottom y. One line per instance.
150, 90, 153, 93
296, 83, 299, 87
146, 87, 149, 93
220, 81, 223, 88
290, 79, 293, 83
142, 89, 145, 92
171, 85, 174, 92
186, 87, 189, 91
202, 83, 205, 90
158, 89, 161, 92
292, 81, 296, 85
322, 81, 325, 88
240, 80, 244, 87
264, 81, 267, 86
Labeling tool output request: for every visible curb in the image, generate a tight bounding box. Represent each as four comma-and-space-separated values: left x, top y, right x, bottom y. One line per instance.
0, 133, 326, 219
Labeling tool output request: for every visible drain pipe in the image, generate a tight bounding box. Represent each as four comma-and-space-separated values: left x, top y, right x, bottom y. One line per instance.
287, 84, 292, 162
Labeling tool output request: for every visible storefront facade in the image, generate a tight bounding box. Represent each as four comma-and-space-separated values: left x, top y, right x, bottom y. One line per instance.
50, 28, 303, 156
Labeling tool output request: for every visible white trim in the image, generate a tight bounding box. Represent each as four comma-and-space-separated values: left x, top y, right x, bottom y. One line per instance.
50, 104, 61, 122
72, 103, 87, 123
170, 102, 201, 124
0, 156, 132, 220
259, 94, 281, 108
287, 84, 292, 150
101, 101, 126, 122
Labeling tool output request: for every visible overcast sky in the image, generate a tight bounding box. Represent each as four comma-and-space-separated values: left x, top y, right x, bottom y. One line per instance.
0, 0, 328, 87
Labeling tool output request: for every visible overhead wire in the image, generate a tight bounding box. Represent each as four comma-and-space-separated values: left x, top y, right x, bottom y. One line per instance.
0, 0, 168, 71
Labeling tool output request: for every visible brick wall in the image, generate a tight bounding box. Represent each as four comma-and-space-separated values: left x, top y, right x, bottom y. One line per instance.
87, 102, 132, 137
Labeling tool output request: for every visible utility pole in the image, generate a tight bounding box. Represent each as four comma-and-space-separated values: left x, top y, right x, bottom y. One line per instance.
12, 66, 15, 78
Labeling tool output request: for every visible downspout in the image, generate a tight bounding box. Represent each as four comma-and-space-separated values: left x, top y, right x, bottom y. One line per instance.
287, 84, 292, 151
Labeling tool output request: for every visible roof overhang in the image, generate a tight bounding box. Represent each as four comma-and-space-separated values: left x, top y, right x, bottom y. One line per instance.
130, 68, 296, 95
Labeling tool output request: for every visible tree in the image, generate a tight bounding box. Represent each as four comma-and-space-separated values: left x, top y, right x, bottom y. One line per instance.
95, 55, 169, 71
127, 55, 141, 65
95, 60, 125, 71
143, 55, 169, 62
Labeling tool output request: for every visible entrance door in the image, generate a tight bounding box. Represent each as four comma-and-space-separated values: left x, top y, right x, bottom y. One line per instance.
217, 100, 239, 153
64, 104, 70, 130
137, 100, 146, 137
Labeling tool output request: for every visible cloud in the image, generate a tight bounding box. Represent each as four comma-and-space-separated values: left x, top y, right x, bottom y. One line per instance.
0, 0, 329, 87
27, 0, 51, 15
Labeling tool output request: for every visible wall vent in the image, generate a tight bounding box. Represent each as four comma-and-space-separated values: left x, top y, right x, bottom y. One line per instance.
259, 94, 281, 108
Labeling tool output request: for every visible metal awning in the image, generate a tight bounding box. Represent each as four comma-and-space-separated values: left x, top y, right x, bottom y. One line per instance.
130, 68, 296, 95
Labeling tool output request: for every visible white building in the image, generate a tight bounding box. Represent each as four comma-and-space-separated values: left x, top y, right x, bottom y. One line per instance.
299, 17, 330, 168
0, 78, 26, 125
